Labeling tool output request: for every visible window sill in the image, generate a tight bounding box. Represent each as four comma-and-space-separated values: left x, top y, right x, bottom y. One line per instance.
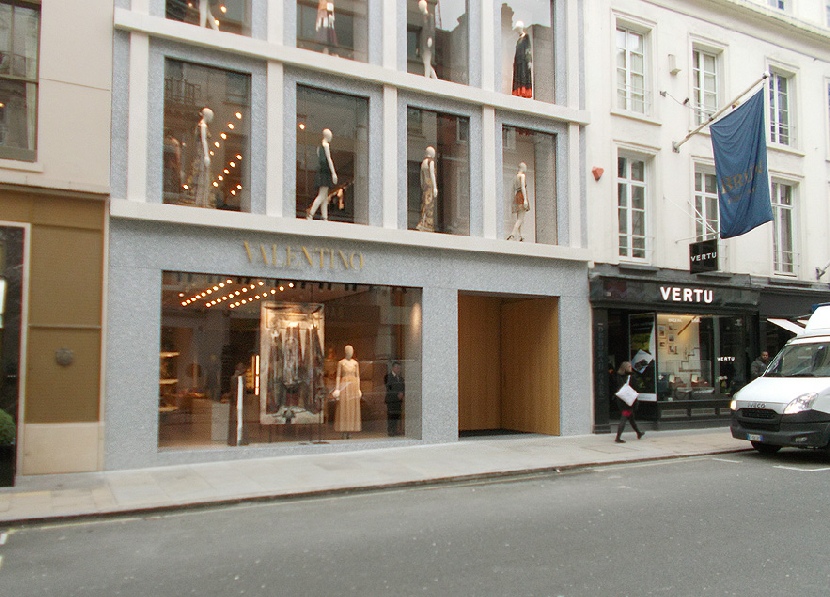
610, 109, 661, 127
768, 143, 805, 158
0, 158, 43, 173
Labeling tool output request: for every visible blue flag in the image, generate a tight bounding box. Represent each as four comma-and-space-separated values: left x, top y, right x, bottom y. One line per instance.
710, 88, 773, 239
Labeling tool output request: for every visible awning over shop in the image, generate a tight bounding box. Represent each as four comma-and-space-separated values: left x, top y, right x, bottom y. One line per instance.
766, 317, 804, 336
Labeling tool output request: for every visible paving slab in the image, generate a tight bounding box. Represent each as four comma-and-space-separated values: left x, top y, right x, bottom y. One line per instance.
0, 429, 749, 525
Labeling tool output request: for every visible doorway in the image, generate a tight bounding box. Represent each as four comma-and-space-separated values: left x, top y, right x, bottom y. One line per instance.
0, 225, 24, 485
458, 294, 560, 435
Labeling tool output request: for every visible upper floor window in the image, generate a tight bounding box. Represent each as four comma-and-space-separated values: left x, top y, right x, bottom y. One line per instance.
298, 0, 368, 62
692, 48, 718, 125
163, 59, 251, 211
771, 181, 795, 274
166, 1, 251, 36
615, 25, 647, 114
694, 168, 718, 241
0, 1, 39, 162
407, 107, 470, 236
826, 1, 830, 27
768, 71, 793, 146
406, 0, 468, 84
767, 0, 786, 10
498, 1, 554, 103
617, 154, 647, 260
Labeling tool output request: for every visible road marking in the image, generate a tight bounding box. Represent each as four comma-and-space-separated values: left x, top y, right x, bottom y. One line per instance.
0, 532, 6, 545
773, 465, 830, 472
711, 458, 741, 464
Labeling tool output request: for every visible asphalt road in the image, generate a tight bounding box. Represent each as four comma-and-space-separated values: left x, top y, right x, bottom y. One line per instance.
2, 449, 830, 596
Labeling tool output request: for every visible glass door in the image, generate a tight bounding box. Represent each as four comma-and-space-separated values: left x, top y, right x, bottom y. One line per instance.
0, 226, 23, 486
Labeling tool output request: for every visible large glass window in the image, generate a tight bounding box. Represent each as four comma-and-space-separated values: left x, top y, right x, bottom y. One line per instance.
163, 59, 251, 211
296, 86, 369, 224
617, 155, 647, 260
768, 71, 793, 146
694, 167, 718, 240
406, 0, 468, 84
0, 1, 39, 161
501, 125, 556, 244
407, 107, 470, 235
297, 0, 368, 62
615, 25, 646, 114
772, 181, 796, 274
498, 1, 554, 103
692, 47, 718, 125
166, 1, 251, 35
159, 272, 422, 448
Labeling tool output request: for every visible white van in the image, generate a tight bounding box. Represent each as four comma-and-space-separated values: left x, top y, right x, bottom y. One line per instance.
731, 305, 830, 455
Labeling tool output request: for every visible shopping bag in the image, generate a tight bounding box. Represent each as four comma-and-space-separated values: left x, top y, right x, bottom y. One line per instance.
615, 376, 638, 406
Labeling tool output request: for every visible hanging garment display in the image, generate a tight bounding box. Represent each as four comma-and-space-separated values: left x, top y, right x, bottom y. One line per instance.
259, 303, 325, 425
512, 32, 533, 98
315, 0, 338, 48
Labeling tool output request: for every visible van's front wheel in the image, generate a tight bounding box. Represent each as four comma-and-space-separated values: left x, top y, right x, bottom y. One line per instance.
751, 441, 782, 455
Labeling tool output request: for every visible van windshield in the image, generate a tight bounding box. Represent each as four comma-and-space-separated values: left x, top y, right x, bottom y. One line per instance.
765, 342, 830, 378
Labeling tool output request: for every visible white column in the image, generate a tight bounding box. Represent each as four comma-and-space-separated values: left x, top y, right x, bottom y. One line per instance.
482, 106, 498, 239
565, 0, 580, 108
126, 32, 149, 203
131, 0, 150, 13
480, 1, 495, 92
381, 0, 397, 70
268, 0, 284, 45
265, 62, 284, 217
568, 123, 582, 248
382, 85, 399, 229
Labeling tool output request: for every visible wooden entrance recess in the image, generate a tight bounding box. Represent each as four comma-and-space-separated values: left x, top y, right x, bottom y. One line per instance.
458, 294, 560, 435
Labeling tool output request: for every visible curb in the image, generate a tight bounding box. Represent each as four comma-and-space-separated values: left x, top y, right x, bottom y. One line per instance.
1, 446, 750, 528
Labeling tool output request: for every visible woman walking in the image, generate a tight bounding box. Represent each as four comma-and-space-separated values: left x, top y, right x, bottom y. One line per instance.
614, 361, 644, 443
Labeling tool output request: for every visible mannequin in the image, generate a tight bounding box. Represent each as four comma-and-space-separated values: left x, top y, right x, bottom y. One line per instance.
512, 21, 533, 98
415, 146, 438, 232
418, 0, 438, 79
190, 107, 214, 208
316, 0, 337, 52
507, 162, 530, 241
199, 0, 219, 31
332, 344, 361, 438
307, 128, 338, 220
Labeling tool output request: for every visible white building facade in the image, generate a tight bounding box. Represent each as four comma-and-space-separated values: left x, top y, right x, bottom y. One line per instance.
106, 1, 593, 470
584, 0, 830, 431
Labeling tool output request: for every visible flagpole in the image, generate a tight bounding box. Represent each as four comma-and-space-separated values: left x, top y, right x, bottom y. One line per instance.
672, 72, 769, 153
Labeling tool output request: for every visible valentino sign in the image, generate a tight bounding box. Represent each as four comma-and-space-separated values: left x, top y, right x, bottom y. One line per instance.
243, 241, 365, 270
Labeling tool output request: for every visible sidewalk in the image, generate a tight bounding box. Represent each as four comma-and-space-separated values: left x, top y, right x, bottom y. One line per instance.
0, 428, 747, 525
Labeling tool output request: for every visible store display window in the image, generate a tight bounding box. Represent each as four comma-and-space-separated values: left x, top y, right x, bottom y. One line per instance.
296, 0, 368, 62
162, 59, 251, 211
296, 85, 370, 224
501, 125, 556, 244
158, 272, 422, 449
498, 1, 554, 102
165, 1, 252, 36
406, 0, 469, 84
609, 311, 750, 408
406, 107, 470, 235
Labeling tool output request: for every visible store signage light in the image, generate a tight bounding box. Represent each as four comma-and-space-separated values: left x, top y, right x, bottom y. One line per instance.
243, 241, 365, 271
659, 286, 714, 304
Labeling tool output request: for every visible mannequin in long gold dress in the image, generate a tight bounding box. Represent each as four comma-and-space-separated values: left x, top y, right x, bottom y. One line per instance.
332, 344, 361, 437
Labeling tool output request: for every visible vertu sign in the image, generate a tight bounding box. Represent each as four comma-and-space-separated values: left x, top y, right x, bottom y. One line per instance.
690, 238, 718, 274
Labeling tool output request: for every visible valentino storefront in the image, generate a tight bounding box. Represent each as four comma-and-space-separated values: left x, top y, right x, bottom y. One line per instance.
104, 214, 592, 470
590, 264, 763, 433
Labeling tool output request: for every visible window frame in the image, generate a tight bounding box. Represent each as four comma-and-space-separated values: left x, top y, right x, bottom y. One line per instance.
693, 165, 719, 241
0, 0, 40, 162
614, 21, 650, 116
771, 180, 796, 275
616, 152, 649, 262
768, 70, 795, 147
692, 46, 720, 126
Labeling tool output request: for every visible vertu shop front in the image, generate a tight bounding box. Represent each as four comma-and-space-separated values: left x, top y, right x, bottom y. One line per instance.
591, 268, 760, 432
105, 217, 592, 470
